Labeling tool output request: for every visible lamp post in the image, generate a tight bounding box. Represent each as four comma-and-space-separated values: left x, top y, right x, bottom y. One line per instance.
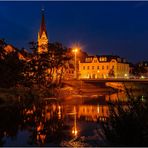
72, 48, 78, 79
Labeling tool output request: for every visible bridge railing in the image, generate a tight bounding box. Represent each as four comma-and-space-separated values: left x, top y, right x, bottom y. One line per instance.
79, 78, 148, 82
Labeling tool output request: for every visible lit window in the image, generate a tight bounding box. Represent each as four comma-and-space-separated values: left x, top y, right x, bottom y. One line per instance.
87, 109, 89, 113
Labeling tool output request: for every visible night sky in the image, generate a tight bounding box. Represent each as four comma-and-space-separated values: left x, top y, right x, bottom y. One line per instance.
0, 1, 148, 63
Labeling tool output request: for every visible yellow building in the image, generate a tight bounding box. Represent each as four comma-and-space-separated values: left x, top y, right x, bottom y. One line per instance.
37, 9, 48, 54
79, 55, 129, 79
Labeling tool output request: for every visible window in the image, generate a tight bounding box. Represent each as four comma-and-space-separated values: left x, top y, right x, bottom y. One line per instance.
97, 66, 99, 69
92, 66, 94, 70
87, 108, 89, 113
107, 65, 108, 70
87, 66, 89, 70
102, 66, 104, 70
83, 66, 85, 70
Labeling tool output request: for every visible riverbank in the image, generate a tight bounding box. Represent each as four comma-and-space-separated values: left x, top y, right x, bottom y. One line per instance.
106, 82, 148, 93
58, 80, 117, 100
0, 80, 147, 106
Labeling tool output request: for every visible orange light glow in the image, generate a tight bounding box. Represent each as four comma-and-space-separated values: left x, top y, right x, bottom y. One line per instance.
72, 48, 78, 53
72, 127, 78, 136
70, 42, 84, 52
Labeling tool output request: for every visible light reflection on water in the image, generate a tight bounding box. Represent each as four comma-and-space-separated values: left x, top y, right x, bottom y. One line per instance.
0, 90, 147, 147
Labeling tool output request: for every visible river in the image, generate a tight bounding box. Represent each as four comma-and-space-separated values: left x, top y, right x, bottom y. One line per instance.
0, 88, 147, 147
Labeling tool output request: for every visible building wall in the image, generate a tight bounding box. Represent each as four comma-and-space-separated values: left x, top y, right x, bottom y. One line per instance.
79, 57, 129, 79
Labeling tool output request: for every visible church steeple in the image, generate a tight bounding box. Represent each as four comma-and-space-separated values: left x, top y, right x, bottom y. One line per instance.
39, 9, 48, 38
37, 9, 49, 54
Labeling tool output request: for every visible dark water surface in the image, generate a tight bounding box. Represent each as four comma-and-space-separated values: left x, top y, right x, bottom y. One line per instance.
0, 90, 147, 147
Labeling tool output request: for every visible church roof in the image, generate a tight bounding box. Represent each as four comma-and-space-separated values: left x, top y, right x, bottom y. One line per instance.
39, 9, 48, 38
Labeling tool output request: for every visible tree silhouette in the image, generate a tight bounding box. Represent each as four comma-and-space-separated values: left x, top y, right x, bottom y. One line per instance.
99, 92, 148, 146
108, 67, 115, 78
0, 39, 25, 88
23, 42, 71, 88
132, 65, 147, 76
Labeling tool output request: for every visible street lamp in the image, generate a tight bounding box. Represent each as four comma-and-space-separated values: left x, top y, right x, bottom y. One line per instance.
72, 48, 78, 79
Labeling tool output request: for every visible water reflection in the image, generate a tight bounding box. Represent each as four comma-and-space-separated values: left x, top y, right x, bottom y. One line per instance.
23, 101, 65, 146
77, 105, 108, 122
0, 90, 147, 146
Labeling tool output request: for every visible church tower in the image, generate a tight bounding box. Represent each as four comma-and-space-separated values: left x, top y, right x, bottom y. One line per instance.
37, 9, 49, 54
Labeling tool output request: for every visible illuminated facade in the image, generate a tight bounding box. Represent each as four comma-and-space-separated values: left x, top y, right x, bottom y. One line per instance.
37, 9, 48, 54
79, 55, 129, 79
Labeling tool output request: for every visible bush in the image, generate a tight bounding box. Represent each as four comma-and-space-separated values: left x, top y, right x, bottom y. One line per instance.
99, 94, 148, 146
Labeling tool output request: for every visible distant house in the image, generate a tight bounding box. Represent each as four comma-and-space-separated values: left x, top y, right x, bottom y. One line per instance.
138, 61, 148, 77
79, 55, 129, 79
64, 63, 75, 80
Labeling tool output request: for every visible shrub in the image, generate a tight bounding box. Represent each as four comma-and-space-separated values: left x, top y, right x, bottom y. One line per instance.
99, 94, 148, 146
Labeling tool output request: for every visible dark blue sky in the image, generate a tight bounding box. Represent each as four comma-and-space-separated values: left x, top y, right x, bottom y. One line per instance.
0, 1, 148, 63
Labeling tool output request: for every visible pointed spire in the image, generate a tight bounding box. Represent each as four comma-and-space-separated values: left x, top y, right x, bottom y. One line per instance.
39, 8, 47, 38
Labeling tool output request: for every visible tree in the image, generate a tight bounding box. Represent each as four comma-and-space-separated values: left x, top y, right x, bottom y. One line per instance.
0, 39, 71, 88
23, 42, 71, 88
0, 39, 25, 88
0, 39, 7, 59
132, 65, 147, 76
108, 67, 115, 78
99, 92, 148, 146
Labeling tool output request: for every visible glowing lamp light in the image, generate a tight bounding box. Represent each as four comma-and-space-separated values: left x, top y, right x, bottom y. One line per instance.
72, 48, 78, 53
141, 96, 144, 101
72, 127, 78, 136
124, 74, 127, 77
141, 75, 145, 79
97, 104, 100, 113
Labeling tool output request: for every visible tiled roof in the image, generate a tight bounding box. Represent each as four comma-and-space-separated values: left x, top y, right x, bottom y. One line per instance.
83, 55, 128, 64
